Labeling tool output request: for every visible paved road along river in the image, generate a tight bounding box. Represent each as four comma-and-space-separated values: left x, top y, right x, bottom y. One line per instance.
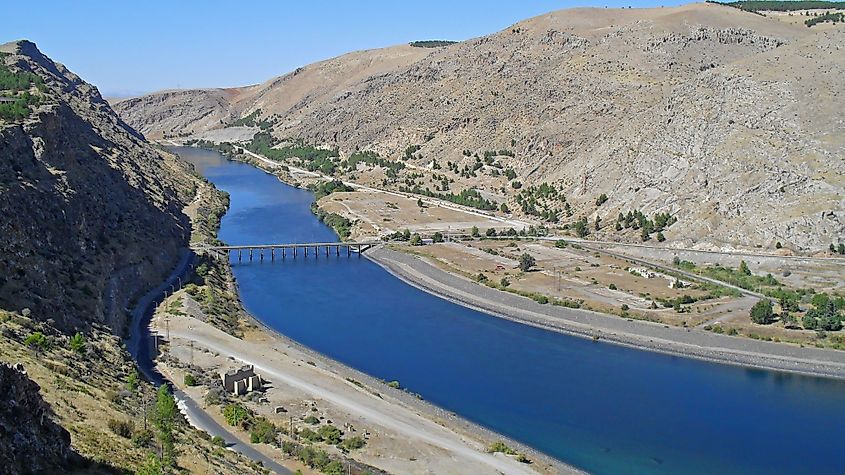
177, 146, 845, 475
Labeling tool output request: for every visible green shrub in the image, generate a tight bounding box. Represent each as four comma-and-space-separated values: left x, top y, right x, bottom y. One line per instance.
136, 453, 164, 475
298, 427, 322, 443
318, 424, 343, 445
304, 415, 320, 425
204, 388, 222, 406
184, 373, 198, 386
340, 436, 366, 451
223, 403, 251, 427
126, 369, 140, 392
68, 332, 85, 353
750, 299, 775, 324
518, 253, 535, 271
487, 441, 517, 455
132, 429, 153, 448
24, 332, 49, 351
250, 418, 277, 444
107, 418, 134, 438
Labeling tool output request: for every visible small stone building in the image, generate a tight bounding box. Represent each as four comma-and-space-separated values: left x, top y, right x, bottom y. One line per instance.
221, 365, 262, 395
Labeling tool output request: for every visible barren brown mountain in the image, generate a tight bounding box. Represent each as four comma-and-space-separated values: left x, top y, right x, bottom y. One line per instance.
115, 3, 845, 251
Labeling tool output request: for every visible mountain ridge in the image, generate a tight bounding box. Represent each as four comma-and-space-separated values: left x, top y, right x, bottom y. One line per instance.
114, 3, 844, 251
1, 39, 194, 334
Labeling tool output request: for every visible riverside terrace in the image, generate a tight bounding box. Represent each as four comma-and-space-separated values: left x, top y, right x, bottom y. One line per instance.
191, 241, 382, 262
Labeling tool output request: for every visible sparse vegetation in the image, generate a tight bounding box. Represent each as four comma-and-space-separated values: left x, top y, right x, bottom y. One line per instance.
409, 40, 457, 48
246, 132, 339, 174
311, 203, 353, 239
313, 180, 353, 199
0, 62, 45, 121
615, 209, 677, 241
515, 183, 565, 222
398, 185, 497, 211
720, 1, 845, 12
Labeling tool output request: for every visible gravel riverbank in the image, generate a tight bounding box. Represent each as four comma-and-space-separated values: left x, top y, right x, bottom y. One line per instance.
367, 247, 845, 380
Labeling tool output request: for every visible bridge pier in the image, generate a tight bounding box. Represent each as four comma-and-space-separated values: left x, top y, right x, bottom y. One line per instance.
195, 241, 377, 263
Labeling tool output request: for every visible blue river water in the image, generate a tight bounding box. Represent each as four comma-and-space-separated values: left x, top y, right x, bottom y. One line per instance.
178, 147, 845, 475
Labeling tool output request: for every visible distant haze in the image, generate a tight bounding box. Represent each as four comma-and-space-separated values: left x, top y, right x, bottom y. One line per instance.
4, 0, 683, 95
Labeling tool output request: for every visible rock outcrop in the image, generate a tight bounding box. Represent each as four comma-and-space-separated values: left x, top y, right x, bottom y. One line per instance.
0, 363, 73, 474
0, 40, 196, 333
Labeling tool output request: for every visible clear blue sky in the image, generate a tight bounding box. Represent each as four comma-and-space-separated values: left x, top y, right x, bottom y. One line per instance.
7, 0, 682, 97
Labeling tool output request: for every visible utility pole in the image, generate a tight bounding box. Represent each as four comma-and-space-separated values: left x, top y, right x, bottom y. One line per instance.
189, 341, 194, 367
555, 267, 561, 292
290, 416, 295, 441
141, 387, 147, 431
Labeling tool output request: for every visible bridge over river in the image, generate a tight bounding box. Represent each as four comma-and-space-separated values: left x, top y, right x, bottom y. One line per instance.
191, 241, 382, 262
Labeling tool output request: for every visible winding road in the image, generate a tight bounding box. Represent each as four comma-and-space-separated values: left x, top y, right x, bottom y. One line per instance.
124, 249, 291, 474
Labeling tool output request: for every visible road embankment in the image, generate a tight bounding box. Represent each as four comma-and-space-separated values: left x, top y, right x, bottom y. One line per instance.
366, 246, 845, 380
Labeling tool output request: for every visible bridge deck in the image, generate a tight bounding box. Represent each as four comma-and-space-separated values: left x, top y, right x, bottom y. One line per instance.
191, 241, 381, 251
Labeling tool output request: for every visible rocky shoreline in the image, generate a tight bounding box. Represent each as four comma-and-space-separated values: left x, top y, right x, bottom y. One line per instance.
366, 246, 845, 380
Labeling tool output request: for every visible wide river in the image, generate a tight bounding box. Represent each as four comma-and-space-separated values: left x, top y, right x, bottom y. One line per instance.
178, 147, 845, 475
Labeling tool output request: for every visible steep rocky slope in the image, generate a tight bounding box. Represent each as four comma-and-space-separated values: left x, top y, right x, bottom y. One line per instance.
0, 40, 194, 334
115, 3, 844, 251
0, 362, 73, 473
0, 41, 270, 473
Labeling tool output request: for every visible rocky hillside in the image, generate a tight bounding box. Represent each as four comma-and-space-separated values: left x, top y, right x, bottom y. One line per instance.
0, 40, 195, 334
0, 362, 74, 473
115, 3, 844, 251
0, 41, 269, 474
